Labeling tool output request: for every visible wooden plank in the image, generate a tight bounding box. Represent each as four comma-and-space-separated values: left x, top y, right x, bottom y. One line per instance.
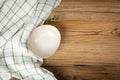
44, 21, 120, 66
42, 65, 120, 80
50, 1, 120, 21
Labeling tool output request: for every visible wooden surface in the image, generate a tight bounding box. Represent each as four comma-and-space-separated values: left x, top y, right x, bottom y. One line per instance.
43, 0, 120, 80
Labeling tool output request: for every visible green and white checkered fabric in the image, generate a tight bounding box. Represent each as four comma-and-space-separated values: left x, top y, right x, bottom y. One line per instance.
0, 0, 61, 79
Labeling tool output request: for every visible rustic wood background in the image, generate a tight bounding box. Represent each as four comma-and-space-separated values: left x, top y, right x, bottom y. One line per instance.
42, 0, 120, 80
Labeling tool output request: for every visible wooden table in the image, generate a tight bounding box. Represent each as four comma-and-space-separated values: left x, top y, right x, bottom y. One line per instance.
43, 0, 120, 80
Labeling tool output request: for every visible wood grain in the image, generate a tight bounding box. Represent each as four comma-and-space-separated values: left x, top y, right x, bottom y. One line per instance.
50, 1, 120, 21
43, 0, 120, 80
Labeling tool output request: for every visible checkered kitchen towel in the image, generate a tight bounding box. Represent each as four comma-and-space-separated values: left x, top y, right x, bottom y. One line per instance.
0, 0, 61, 79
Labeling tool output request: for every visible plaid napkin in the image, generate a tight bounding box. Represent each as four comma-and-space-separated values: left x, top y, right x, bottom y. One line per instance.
0, 0, 61, 79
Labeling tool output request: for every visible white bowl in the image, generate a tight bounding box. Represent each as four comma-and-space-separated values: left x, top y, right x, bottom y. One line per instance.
29, 25, 61, 58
